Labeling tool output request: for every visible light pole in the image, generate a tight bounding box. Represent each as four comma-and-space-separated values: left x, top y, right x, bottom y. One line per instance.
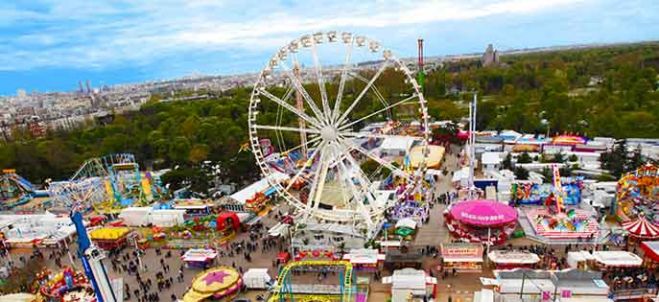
541, 119, 550, 138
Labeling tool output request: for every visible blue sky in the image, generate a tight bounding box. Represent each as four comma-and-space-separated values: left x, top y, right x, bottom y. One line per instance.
0, 0, 658, 96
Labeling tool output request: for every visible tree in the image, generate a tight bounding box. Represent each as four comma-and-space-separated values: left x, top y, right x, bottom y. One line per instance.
601, 140, 628, 178
540, 167, 553, 183
627, 144, 644, 172
553, 151, 566, 163
518, 152, 532, 164
502, 153, 513, 170
568, 154, 579, 162
514, 166, 529, 180
189, 144, 210, 164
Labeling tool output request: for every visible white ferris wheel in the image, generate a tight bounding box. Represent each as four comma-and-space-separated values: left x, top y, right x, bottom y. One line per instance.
249, 31, 430, 236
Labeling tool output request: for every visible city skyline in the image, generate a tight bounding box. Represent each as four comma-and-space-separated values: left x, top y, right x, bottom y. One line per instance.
1, 0, 658, 96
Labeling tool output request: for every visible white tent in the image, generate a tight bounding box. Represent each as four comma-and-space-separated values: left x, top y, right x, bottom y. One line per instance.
382, 268, 436, 302
395, 218, 418, 230
243, 268, 272, 289
567, 251, 596, 269
230, 172, 289, 204
119, 207, 151, 226
592, 251, 643, 268
380, 137, 415, 157
119, 207, 185, 227
0, 212, 78, 247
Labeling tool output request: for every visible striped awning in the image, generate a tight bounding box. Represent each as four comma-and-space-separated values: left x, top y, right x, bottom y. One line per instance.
622, 216, 659, 239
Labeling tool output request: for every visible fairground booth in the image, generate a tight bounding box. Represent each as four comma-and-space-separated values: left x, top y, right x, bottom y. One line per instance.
342, 248, 385, 271
440, 243, 483, 272
183, 266, 243, 301
88, 227, 132, 250
216, 211, 241, 240
640, 241, 659, 270
182, 249, 218, 269
444, 199, 518, 245
226, 172, 289, 213
591, 251, 643, 270
382, 268, 438, 302
487, 250, 540, 269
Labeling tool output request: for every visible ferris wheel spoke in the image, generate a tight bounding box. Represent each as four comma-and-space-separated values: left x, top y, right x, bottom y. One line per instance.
337, 160, 374, 228
332, 38, 354, 122
338, 94, 418, 131
284, 142, 325, 193
281, 135, 322, 157
310, 39, 331, 119
336, 60, 389, 126
311, 155, 331, 210
341, 138, 412, 180
306, 148, 327, 210
348, 71, 389, 108
279, 60, 328, 125
253, 124, 321, 134
256, 87, 323, 129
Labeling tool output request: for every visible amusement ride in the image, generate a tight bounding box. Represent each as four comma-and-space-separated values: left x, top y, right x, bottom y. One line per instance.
249, 31, 430, 245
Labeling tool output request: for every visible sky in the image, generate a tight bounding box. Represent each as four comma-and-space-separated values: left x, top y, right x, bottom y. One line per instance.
0, 0, 658, 96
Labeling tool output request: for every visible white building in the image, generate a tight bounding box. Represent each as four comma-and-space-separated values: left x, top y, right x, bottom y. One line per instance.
482, 152, 503, 172
382, 268, 437, 302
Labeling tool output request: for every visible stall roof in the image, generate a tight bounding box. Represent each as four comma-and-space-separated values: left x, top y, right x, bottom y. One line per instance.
380, 136, 415, 152
488, 250, 540, 264
382, 268, 436, 289
592, 251, 643, 267
342, 249, 385, 264
409, 145, 445, 168
395, 218, 418, 230
182, 249, 217, 262
230, 172, 289, 204
89, 227, 131, 240
482, 152, 503, 165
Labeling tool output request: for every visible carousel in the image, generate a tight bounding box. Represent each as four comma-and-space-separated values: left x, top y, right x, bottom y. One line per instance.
444, 199, 518, 245
88, 227, 132, 250
621, 213, 659, 242
616, 163, 658, 223
36, 267, 95, 302
183, 266, 243, 302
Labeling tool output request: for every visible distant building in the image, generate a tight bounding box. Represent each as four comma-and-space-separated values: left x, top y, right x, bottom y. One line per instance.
481, 44, 500, 67
16, 89, 26, 98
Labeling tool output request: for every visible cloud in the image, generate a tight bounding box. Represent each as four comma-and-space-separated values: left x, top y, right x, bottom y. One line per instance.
0, 0, 588, 72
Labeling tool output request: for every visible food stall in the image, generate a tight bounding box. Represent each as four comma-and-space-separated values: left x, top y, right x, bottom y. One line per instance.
591, 251, 643, 270
567, 251, 596, 270
182, 249, 218, 269
487, 250, 540, 269
88, 227, 132, 250
440, 243, 483, 272
342, 248, 386, 271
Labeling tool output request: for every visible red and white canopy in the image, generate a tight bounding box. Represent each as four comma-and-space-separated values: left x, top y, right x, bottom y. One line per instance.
622, 216, 659, 239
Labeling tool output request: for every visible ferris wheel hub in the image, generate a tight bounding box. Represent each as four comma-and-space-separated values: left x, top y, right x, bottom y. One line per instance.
320, 125, 339, 142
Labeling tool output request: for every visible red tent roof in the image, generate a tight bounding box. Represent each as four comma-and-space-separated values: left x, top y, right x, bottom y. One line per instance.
622, 216, 659, 239
641, 241, 659, 262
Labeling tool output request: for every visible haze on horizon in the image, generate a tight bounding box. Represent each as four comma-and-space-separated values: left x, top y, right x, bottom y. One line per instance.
0, 0, 658, 96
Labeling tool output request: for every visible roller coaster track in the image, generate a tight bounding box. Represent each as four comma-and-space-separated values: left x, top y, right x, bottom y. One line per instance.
269, 260, 354, 302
